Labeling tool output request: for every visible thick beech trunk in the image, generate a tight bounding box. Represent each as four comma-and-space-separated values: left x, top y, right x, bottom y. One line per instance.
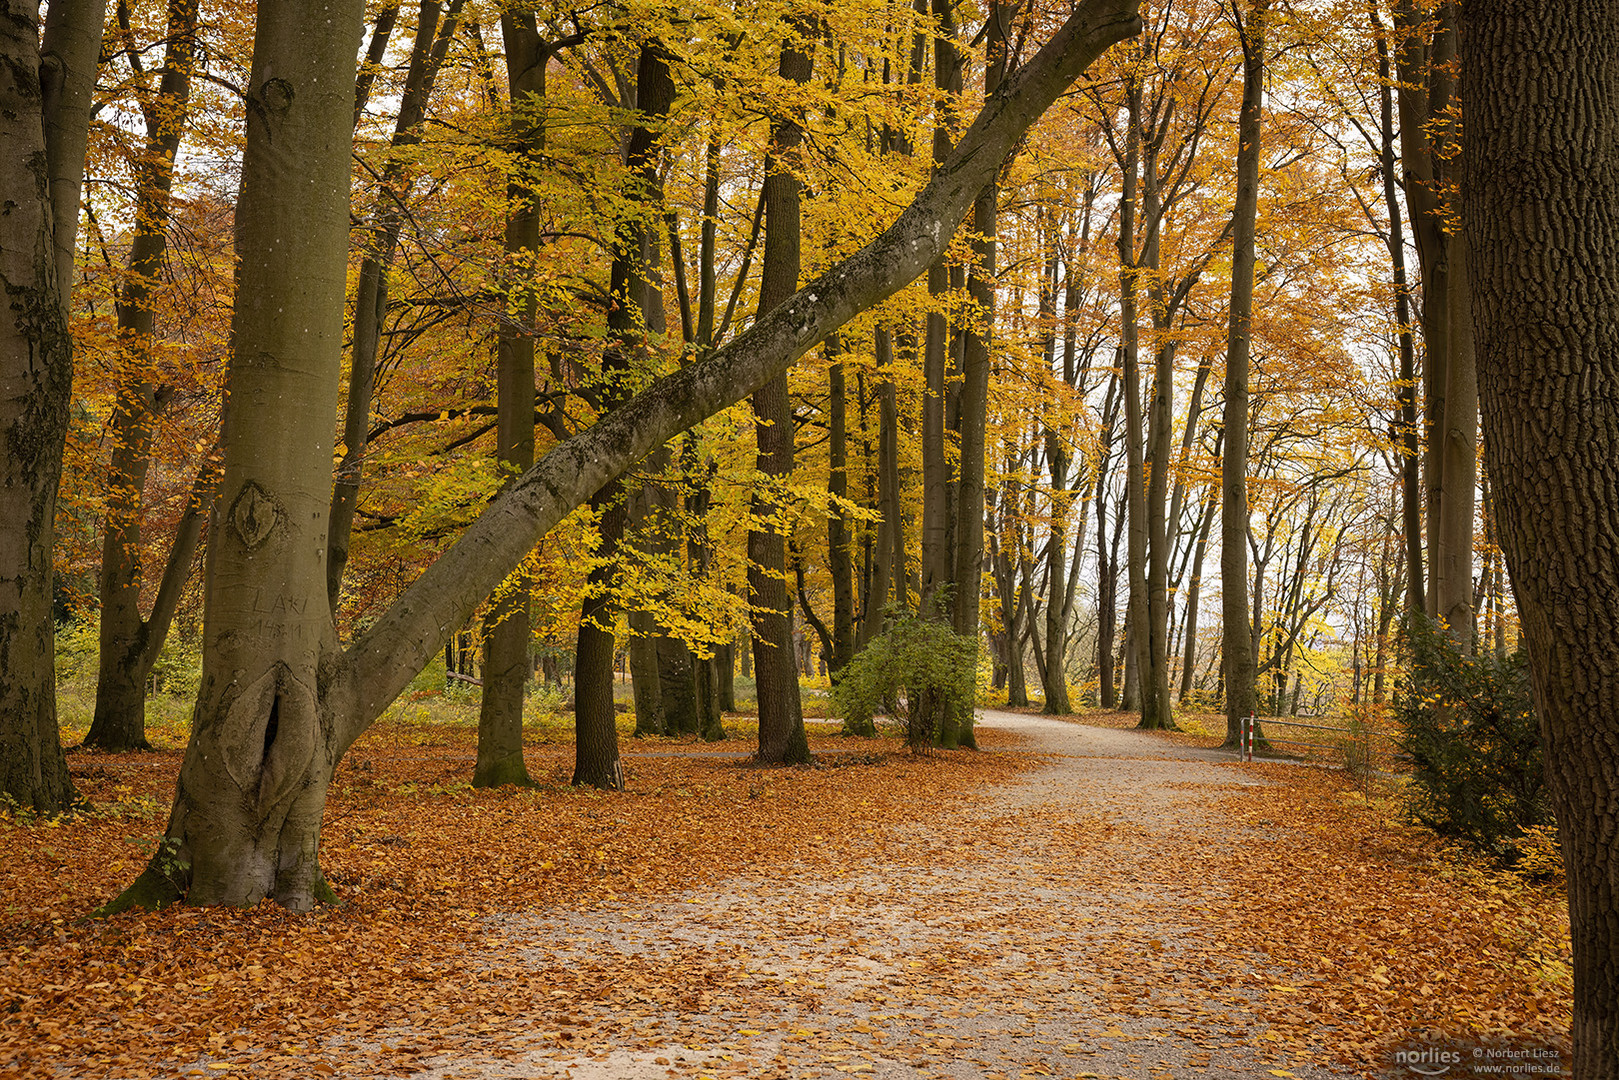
106, 0, 1141, 911
1, 0, 105, 810
111, 0, 369, 910
1463, 5, 1619, 1072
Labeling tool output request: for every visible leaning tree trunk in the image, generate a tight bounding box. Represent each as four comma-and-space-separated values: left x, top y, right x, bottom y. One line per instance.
1462, 5, 1619, 1073
103, 0, 1142, 913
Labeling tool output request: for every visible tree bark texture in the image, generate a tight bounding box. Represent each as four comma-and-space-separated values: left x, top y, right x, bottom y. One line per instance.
1462, 4, 1619, 1073
0, 0, 86, 814
749, 22, 813, 765
117, 0, 368, 910
1221, 0, 1264, 747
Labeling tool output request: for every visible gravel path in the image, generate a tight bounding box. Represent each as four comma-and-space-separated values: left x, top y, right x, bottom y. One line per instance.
408, 711, 1364, 1080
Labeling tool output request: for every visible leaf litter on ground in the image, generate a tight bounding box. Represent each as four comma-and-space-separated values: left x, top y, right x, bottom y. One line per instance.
0, 710, 1571, 1078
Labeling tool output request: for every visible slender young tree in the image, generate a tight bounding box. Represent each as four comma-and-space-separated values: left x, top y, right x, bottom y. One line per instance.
85, 0, 206, 752
749, 16, 814, 765
1220, 0, 1265, 747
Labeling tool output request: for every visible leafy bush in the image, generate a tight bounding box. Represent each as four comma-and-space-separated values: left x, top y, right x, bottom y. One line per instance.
1396, 618, 1553, 863
833, 614, 978, 748
54, 616, 100, 688
149, 631, 203, 698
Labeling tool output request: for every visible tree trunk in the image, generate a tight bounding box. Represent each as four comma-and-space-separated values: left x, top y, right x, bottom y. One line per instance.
1221, 0, 1264, 747
1396, 0, 1475, 641
473, 11, 545, 789
1463, 5, 1619, 1071
944, 0, 1002, 751
328, 1, 463, 611
629, 604, 665, 736
750, 22, 813, 765
1178, 486, 1217, 702
574, 492, 626, 789
827, 337, 857, 677
573, 41, 674, 787
0, 0, 97, 812
859, 326, 903, 647
106, 0, 367, 911
1117, 76, 1153, 726
1372, 14, 1426, 618
1040, 236, 1074, 717
105, 0, 1142, 911
85, 0, 203, 752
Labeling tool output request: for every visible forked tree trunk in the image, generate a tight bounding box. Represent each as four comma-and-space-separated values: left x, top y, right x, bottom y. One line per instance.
123, 0, 368, 909
86, 0, 203, 753
104, 0, 1142, 911
1463, 4, 1619, 1072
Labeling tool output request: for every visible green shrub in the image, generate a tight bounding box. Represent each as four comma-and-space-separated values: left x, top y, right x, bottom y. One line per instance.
149, 631, 203, 698
833, 614, 977, 748
1396, 618, 1552, 863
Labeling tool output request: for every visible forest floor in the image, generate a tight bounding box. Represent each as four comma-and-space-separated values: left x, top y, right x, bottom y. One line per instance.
2, 705, 1572, 1079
